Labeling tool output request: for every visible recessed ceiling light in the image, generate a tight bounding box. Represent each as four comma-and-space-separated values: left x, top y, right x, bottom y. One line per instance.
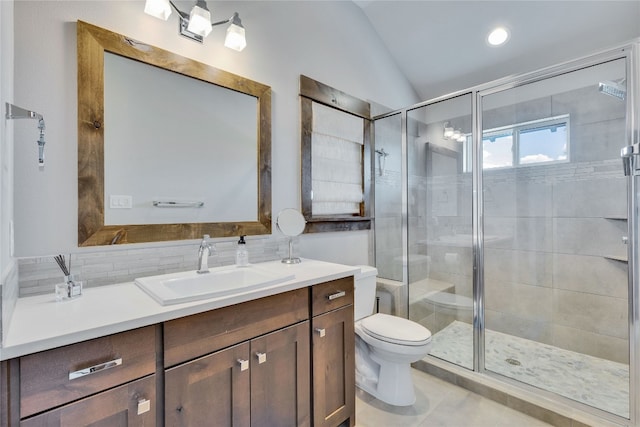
487, 27, 510, 46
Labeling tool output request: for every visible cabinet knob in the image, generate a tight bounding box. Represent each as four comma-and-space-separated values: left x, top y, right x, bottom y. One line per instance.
137, 398, 151, 415
237, 359, 249, 371
315, 328, 326, 337
256, 352, 267, 364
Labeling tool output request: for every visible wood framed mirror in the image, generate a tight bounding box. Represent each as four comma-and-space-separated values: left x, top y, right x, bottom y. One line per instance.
77, 21, 271, 246
299, 75, 372, 233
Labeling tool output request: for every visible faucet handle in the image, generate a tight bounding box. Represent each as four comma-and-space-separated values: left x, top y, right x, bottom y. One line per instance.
200, 235, 216, 254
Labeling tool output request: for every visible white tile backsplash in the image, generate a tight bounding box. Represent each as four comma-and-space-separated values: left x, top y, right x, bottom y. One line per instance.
17, 235, 293, 297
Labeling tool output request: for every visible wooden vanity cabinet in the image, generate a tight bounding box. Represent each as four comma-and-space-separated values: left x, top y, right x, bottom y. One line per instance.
4, 276, 356, 427
163, 288, 311, 427
311, 277, 355, 427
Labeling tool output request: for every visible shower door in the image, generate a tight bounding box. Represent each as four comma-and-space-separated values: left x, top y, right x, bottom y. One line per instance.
480, 57, 630, 417
373, 113, 405, 316
405, 94, 474, 369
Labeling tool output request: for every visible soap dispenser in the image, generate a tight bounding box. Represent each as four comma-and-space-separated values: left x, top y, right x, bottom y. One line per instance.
236, 235, 249, 267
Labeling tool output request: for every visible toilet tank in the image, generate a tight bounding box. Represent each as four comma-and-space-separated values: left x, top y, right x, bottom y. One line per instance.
354, 266, 378, 321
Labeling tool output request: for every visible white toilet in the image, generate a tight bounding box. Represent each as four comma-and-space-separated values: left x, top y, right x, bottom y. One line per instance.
354, 266, 432, 406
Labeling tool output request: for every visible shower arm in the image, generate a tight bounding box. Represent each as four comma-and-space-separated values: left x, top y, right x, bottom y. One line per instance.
5, 102, 46, 166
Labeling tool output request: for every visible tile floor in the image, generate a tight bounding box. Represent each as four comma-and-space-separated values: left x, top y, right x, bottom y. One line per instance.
430, 321, 628, 417
355, 368, 553, 427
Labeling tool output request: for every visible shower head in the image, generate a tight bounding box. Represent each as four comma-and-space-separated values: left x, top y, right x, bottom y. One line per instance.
598, 80, 626, 100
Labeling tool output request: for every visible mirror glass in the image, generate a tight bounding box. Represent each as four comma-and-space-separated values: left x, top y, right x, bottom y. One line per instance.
104, 52, 258, 225
276, 208, 306, 237
77, 21, 272, 246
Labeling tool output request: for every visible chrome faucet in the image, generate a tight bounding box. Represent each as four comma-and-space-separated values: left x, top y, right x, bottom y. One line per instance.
197, 235, 215, 274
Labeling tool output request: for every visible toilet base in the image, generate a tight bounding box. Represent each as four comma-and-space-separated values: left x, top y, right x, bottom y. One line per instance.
355, 338, 417, 406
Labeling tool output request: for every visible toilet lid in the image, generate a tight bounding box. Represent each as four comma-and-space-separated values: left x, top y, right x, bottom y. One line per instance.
360, 313, 432, 346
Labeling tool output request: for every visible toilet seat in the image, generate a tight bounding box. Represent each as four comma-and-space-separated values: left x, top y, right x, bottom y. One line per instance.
360, 313, 431, 346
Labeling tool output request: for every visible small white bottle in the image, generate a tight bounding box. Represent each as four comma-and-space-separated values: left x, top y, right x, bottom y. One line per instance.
236, 235, 249, 267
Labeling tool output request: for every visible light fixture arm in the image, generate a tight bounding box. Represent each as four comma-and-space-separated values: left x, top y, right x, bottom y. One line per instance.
211, 12, 240, 28
168, 1, 189, 19
5, 102, 46, 167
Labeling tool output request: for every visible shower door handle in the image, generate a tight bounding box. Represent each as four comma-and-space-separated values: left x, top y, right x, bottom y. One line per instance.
621, 143, 640, 176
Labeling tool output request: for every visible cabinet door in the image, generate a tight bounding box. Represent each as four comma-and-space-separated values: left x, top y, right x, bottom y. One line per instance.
251, 321, 310, 427
312, 306, 355, 427
165, 342, 250, 427
20, 375, 155, 427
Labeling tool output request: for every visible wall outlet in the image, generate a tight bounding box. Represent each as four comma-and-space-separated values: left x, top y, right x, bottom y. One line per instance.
110, 195, 133, 209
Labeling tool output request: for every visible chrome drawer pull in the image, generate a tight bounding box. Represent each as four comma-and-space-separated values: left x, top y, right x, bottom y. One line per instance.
256, 352, 267, 364
327, 291, 346, 301
315, 328, 326, 337
68, 357, 122, 380
238, 359, 249, 371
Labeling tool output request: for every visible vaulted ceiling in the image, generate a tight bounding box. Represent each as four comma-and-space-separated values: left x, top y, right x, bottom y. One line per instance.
355, 1, 640, 101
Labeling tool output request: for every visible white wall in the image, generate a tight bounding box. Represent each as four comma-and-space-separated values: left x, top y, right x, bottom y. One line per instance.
1, 0, 12, 271
1, 0, 17, 339
11, 1, 419, 264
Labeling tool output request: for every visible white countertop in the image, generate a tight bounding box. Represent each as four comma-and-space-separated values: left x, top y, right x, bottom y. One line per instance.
1, 259, 360, 360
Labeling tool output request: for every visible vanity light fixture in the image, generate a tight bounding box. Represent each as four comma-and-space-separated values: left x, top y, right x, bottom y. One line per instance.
143, 0, 247, 51
443, 122, 454, 139
144, 0, 172, 21
443, 122, 467, 143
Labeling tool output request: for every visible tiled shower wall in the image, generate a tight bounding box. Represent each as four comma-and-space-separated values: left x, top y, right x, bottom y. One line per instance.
17, 236, 293, 297
481, 84, 628, 364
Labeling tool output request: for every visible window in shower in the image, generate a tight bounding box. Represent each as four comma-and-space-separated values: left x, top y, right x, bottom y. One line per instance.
464, 115, 569, 171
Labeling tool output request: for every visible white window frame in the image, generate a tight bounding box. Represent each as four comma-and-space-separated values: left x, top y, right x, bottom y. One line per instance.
464, 114, 570, 172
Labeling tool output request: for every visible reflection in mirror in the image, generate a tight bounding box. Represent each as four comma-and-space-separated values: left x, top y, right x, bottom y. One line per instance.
104, 52, 258, 225
77, 21, 272, 246
276, 208, 306, 264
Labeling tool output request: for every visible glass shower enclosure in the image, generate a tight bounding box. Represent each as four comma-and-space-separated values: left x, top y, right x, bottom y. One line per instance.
373, 43, 639, 424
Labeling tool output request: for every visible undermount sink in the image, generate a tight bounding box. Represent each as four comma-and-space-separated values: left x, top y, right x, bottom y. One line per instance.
134, 265, 295, 306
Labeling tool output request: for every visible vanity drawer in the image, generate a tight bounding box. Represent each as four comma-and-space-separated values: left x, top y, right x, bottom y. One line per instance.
164, 288, 308, 367
311, 276, 354, 317
19, 325, 156, 418
20, 375, 156, 427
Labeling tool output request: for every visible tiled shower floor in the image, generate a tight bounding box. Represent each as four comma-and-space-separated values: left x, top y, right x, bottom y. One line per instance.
429, 321, 629, 417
